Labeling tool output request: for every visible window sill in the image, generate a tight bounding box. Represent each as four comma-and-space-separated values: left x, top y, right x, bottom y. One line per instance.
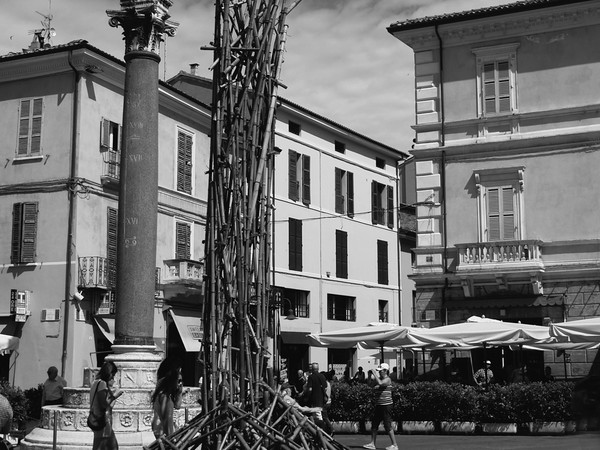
12, 155, 44, 163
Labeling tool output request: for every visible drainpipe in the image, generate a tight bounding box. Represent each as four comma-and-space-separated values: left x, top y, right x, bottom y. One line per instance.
64, 52, 81, 378
435, 25, 449, 324
395, 160, 402, 326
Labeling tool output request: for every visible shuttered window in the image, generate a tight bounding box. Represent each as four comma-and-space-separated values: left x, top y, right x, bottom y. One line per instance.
483, 61, 511, 115
107, 207, 118, 288
335, 168, 354, 217
11, 202, 38, 263
302, 154, 310, 205
18, 98, 43, 156
371, 181, 393, 227
335, 230, 348, 279
288, 150, 299, 201
177, 130, 193, 194
288, 218, 302, 271
377, 240, 389, 285
175, 221, 191, 260
486, 186, 515, 241
288, 150, 310, 204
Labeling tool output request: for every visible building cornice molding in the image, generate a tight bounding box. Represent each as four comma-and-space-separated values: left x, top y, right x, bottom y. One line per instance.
393, 3, 600, 51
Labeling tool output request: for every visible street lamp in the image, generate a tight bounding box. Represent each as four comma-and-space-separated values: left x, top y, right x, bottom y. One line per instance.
282, 298, 297, 320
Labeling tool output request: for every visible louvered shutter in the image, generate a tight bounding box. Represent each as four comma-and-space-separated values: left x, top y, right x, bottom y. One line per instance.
502, 187, 515, 240
20, 202, 38, 262
347, 172, 354, 218
107, 207, 118, 288
302, 154, 310, 205
487, 188, 501, 241
11, 203, 23, 263
289, 218, 302, 271
175, 222, 191, 260
288, 150, 299, 201
18, 100, 30, 156
387, 185, 394, 228
336, 230, 348, 279
483, 63, 496, 114
100, 118, 111, 149
30, 98, 43, 154
334, 168, 344, 214
177, 131, 193, 194
377, 240, 388, 285
371, 181, 378, 224
497, 61, 510, 112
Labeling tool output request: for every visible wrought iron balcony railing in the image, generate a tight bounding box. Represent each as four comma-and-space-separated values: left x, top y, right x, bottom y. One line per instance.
456, 240, 543, 268
78, 256, 115, 289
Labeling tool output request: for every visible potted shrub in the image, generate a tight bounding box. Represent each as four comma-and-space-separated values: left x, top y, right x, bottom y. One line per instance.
399, 382, 439, 434
438, 383, 478, 434
478, 385, 518, 434
519, 382, 576, 435
329, 382, 373, 433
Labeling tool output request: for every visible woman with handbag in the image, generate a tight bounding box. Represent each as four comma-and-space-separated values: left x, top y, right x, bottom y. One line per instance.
89, 361, 122, 450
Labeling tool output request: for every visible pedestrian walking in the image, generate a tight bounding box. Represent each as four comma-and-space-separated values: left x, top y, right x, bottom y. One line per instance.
151, 360, 184, 439
363, 363, 398, 450
90, 361, 122, 450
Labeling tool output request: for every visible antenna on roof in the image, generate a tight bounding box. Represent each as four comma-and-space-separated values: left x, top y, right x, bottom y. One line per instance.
28, 0, 56, 49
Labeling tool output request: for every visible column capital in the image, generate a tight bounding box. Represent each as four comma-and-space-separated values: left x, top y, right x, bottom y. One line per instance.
107, 0, 178, 55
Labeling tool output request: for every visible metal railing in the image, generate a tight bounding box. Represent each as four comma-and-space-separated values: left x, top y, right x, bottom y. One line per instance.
78, 256, 114, 289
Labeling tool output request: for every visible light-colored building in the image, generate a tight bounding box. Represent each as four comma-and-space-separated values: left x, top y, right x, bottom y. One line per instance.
388, 0, 600, 380
0, 40, 210, 388
169, 70, 416, 381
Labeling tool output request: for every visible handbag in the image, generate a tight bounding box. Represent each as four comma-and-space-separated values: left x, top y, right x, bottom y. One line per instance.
87, 382, 107, 431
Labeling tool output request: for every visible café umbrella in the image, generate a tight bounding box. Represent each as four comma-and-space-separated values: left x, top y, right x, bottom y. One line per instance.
549, 317, 600, 343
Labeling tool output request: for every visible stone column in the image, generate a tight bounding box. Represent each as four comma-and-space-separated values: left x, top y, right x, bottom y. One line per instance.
107, 0, 178, 353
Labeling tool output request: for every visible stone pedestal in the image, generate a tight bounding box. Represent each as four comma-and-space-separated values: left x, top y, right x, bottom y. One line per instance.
21, 352, 202, 449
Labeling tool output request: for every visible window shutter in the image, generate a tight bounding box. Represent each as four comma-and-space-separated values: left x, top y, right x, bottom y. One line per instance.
177, 131, 193, 194
386, 185, 394, 228
11, 203, 23, 263
487, 188, 501, 241
483, 63, 496, 114
289, 218, 302, 271
175, 222, 191, 260
117, 125, 123, 151
502, 187, 515, 240
288, 150, 299, 201
497, 61, 510, 112
377, 240, 388, 285
371, 181, 378, 224
302, 154, 310, 205
100, 118, 111, 149
18, 100, 30, 156
107, 207, 118, 288
336, 230, 348, 279
347, 172, 354, 218
20, 202, 38, 263
334, 168, 344, 214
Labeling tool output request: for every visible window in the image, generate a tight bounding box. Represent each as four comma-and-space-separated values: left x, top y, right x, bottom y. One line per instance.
289, 218, 302, 271
277, 287, 309, 318
177, 129, 194, 194
376, 157, 386, 169
335, 230, 348, 279
371, 181, 394, 228
11, 202, 38, 263
17, 98, 43, 157
288, 120, 301, 135
288, 150, 310, 204
334, 140, 346, 154
473, 43, 519, 117
474, 167, 524, 242
327, 294, 355, 322
107, 207, 118, 288
100, 119, 121, 180
378, 300, 389, 323
335, 168, 354, 217
175, 221, 192, 260
377, 240, 389, 285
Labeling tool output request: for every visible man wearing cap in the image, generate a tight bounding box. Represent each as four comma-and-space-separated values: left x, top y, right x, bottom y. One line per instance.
363, 363, 398, 450
474, 360, 494, 387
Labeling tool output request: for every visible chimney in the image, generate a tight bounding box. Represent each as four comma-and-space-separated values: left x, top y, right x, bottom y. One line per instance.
189, 63, 199, 76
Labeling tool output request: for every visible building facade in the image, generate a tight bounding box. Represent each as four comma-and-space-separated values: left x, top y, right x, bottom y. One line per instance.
388, 0, 600, 380
0, 40, 210, 388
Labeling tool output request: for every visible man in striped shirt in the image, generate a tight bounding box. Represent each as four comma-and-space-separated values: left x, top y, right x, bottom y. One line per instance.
363, 363, 398, 450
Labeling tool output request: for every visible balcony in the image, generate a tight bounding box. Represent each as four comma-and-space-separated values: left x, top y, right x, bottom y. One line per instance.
101, 150, 120, 187
457, 240, 542, 267
161, 259, 204, 287
78, 256, 114, 289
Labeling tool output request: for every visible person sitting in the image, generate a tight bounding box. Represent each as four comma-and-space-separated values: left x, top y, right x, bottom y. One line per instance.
42, 366, 67, 407
352, 366, 366, 384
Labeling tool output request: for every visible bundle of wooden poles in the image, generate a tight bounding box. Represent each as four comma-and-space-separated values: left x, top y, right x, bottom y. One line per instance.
144, 384, 348, 450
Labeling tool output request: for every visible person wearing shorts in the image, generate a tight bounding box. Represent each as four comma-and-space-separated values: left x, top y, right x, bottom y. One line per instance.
363, 363, 398, 450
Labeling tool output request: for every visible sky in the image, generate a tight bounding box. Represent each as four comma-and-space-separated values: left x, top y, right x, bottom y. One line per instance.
1, 0, 517, 150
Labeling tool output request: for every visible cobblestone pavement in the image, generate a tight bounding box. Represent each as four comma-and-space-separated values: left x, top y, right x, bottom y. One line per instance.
333, 431, 600, 450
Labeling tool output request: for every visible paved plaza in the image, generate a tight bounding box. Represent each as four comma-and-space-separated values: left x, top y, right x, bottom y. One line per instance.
333, 431, 600, 450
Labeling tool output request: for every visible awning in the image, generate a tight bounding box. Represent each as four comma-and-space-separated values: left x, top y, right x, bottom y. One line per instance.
169, 309, 202, 352
280, 331, 310, 345
446, 295, 564, 310
0, 334, 19, 355
94, 317, 115, 343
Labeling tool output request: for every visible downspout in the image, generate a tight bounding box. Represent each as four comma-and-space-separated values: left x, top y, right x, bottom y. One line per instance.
435, 24, 449, 324
64, 52, 81, 377
395, 160, 403, 326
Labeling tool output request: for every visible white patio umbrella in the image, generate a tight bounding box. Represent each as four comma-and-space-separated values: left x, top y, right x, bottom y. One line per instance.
549, 317, 600, 343
0, 334, 19, 355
